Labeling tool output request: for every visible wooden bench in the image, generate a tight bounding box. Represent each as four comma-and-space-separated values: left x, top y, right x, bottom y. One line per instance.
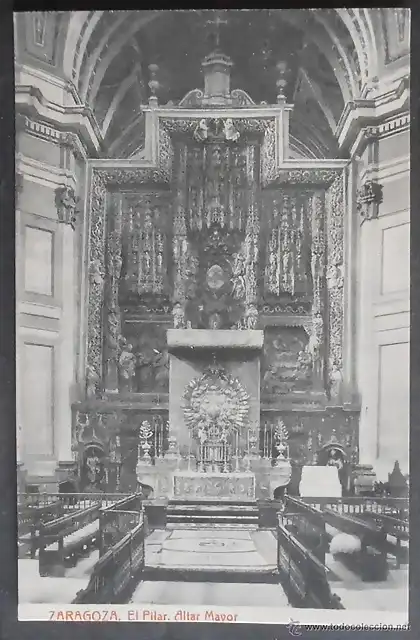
283, 497, 329, 565
39, 503, 101, 577
73, 519, 146, 604
322, 507, 388, 582
99, 493, 143, 555
276, 516, 343, 609
355, 511, 409, 568
18, 501, 64, 559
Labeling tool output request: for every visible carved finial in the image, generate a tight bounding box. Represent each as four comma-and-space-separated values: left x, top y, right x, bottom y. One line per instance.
357, 180, 383, 223
55, 185, 78, 230
148, 63, 160, 107
276, 61, 289, 103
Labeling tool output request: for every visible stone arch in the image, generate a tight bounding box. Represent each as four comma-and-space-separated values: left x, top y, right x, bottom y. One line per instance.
60, 9, 384, 105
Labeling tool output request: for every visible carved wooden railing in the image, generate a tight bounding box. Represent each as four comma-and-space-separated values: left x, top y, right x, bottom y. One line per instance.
38, 503, 101, 576
283, 496, 329, 565
99, 494, 143, 555
276, 515, 343, 609
300, 496, 409, 521
18, 501, 65, 559
18, 492, 131, 510
73, 520, 146, 604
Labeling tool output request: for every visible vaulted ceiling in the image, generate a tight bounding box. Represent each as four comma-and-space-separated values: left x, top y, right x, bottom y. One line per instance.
15, 9, 410, 159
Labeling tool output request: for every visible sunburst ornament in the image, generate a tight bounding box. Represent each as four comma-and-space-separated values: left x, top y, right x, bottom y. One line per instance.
182, 366, 249, 442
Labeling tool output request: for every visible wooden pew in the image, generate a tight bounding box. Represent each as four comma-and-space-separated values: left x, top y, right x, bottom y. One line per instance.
39, 503, 101, 577
18, 501, 64, 559
73, 519, 146, 604
99, 493, 143, 556
355, 511, 409, 568
322, 507, 388, 581
276, 516, 343, 609
283, 496, 329, 565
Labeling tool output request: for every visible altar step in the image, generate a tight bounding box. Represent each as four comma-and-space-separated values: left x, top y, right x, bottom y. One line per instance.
142, 567, 279, 583
167, 501, 259, 527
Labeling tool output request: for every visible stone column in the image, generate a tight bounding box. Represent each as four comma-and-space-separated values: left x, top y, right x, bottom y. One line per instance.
55, 185, 78, 471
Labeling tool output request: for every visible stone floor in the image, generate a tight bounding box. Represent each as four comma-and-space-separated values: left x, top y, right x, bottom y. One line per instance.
145, 528, 278, 571
130, 580, 290, 607
17, 527, 409, 613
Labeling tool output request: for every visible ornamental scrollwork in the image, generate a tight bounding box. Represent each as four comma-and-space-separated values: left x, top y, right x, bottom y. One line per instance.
269, 169, 341, 187
55, 185, 79, 230
326, 172, 345, 387
104, 201, 123, 392
357, 179, 383, 223
86, 172, 107, 391
95, 167, 170, 186
260, 120, 277, 186
193, 118, 240, 143
158, 122, 174, 181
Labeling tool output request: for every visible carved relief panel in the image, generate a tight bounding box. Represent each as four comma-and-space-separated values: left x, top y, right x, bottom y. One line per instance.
261, 326, 312, 398
184, 142, 257, 232
172, 140, 260, 329
122, 321, 169, 393
120, 192, 171, 302
261, 189, 312, 300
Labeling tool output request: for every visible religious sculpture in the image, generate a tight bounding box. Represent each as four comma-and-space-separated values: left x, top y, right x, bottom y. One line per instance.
329, 365, 343, 398
118, 342, 136, 392
183, 366, 250, 471
33, 11, 47, 45
89, 258, 104, 286
327, 448, 344, 471
224, 118, 240, 142
193, 119, 209, 142
173, 302, 186, 328
86, 364, 99, 398
296, 347, 312, 376
308, 312, 324, 378
208, 312, 223, 330
231, 251, 246, 299
245, 303, 258, 329
55, 185, 78, 229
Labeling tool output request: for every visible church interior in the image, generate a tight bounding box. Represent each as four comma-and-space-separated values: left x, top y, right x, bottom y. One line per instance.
16, 9, 409, 616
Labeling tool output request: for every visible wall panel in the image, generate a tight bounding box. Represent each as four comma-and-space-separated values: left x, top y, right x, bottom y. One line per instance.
377, 340, 409, 475
22, 342, 55, 457
24, 225, 53, 295
380, 222, 409, 295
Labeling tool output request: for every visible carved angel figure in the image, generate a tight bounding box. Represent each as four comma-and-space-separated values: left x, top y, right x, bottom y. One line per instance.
224, 118, 240, 142
194, 119, 209, 142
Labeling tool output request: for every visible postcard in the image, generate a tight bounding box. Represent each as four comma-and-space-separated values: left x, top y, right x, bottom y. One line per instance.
15, 8, 410, 630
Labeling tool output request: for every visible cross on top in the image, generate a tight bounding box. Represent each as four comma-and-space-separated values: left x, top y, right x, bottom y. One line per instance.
206, 11, 228, 48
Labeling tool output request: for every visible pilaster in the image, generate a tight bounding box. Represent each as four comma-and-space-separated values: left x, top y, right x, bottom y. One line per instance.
15, 63, 91, 482
55, 191, 78, 464
337, 67, 410, 476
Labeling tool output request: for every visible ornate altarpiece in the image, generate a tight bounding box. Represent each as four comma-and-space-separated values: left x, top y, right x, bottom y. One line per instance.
73, 51, 359, 496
